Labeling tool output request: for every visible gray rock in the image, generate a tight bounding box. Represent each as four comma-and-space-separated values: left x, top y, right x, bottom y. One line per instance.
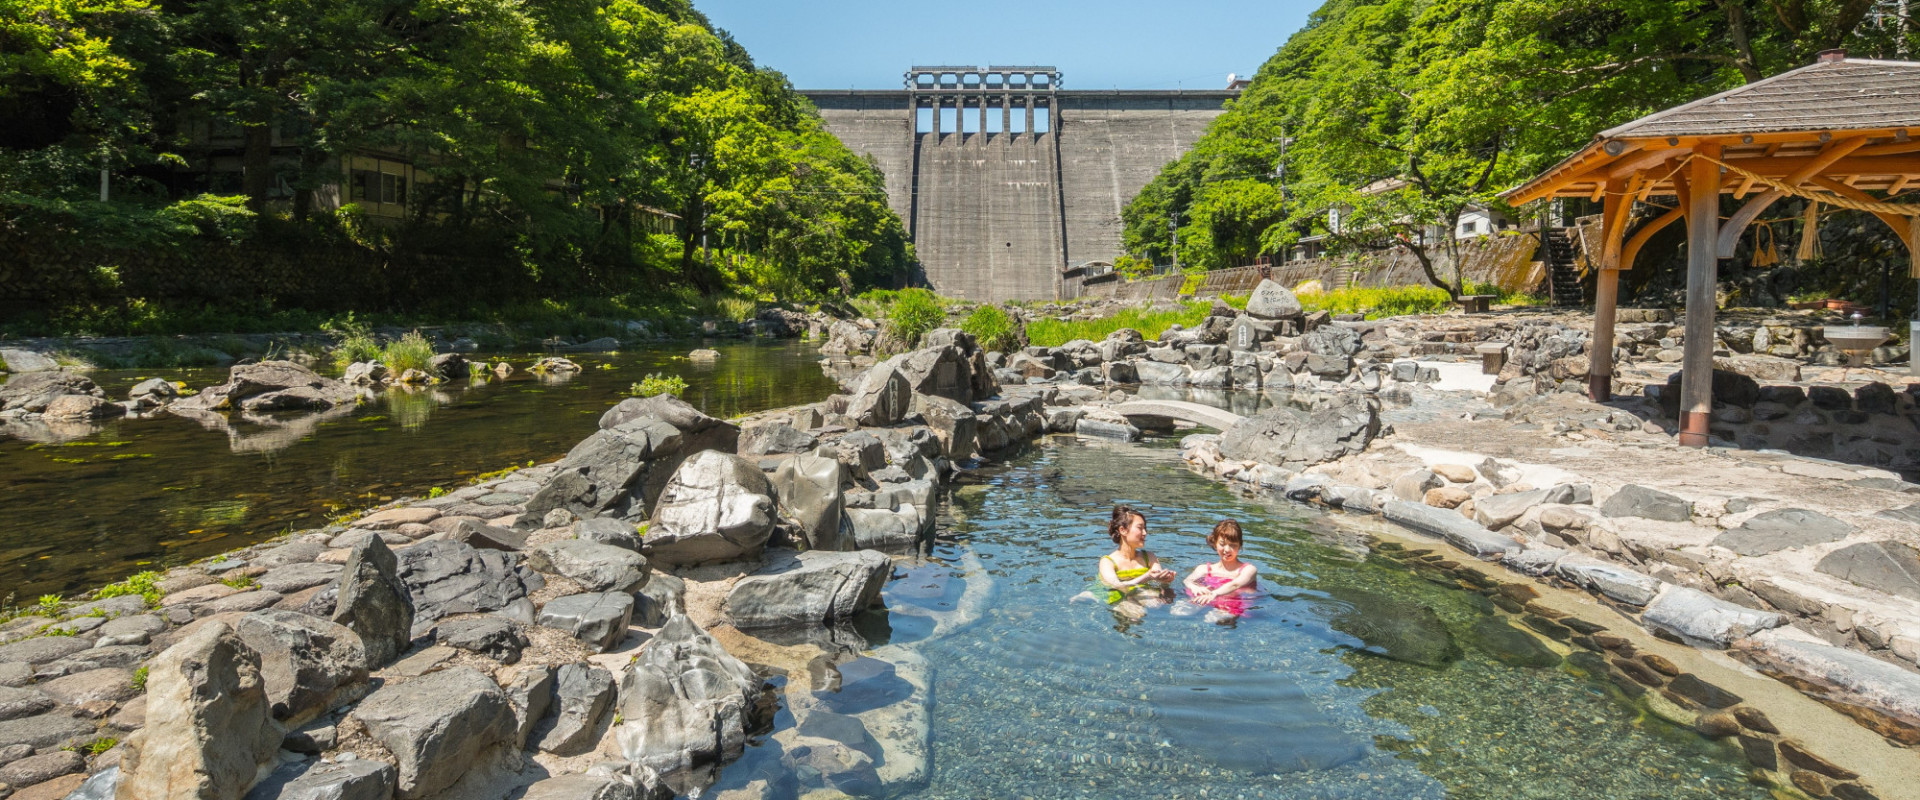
536, 663, 616, 755
351, 667, 513, 800
244, 758, 395, 800
1555, 557, 1663, 605
0, 372, 102, 413
1218, 393, 1378, 471
1599, 484, 1693, 522
44, 393, 125, 420
0, 711, 91, 751
442, 519, 528, 551
281, 719, 337, 754
0, 639, 89, 669
1391, 469, 1442, 502
258, 563, 343, 594
1244, 280, 1303, 321
724, 550, 890, 630
1319, 587, 1459, 667
234, 610, 368, 724
331, 536, 414, 669
1815, 541, 1920, 601
739, 423, 817, 456
845, 360, 910, 426
1736, 629, 1920, 733
518, 774, 636, 800
1499, 545, 1568, 576
0, 750, 81, 787
433, 618, 527, 663
1283, 473, 1331, 501
0, 687, 52, 722
530, 540, 649, 593
341, 361, 389, 387
0, 662, 29, 688
633, 574, 686, 628
1382, 501, 1520, 558
1640, 586, 1785, 647
1713, 508, 1855, 556
824, 431, 887, 479
1474, 489, 1548, 530
66, 596, 146, 620
843, 506, 923, 550
769, 453, 850, 552
204, 590, 283, 614
572, 518, 642, 551
0, 349, 58, 373
911, 394, 977, 461
503, 666, 554, 749
537, 593, 635, 653
614, 616, 760, 790
176, 361, 353, 412
645, 451, 776, 567
530, 397, 740, 522
397, 540, 540, 637
1132, 360, 1189, 385
117, 621, 280, 800
1541, 483, 1593, 505
39, 668, 137, 706
254, 541, 325, 568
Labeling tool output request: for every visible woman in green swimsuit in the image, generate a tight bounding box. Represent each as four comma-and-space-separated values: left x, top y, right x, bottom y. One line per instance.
1098, 505, 1177, 605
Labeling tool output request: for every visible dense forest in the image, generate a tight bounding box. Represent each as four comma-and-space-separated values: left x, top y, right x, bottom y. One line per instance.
1122, 0, 1918, 293
0, 0, 910, 330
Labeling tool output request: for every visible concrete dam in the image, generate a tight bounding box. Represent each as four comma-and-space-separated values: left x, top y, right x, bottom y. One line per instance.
801, 66, 1235, 302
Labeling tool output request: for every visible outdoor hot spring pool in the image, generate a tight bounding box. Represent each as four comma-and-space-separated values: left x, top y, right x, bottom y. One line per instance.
708, 436, 1773, 799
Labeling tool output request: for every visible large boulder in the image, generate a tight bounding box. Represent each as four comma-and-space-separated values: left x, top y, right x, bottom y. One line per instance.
893, 345, 976, 403
349, 667, 514, 800
396, 540, 541, 636
820, 321, 876, 356
529, 396, 740, 522
646, 451, 776, 567
245, 759, 395, 800
43, 394, 125, 421
1217, 393, 1379, 471
233, 610, 368, 724
535, 663, 617, 756
615, 616, 762, 792
529, 540, 650, 593
0, 372, 103, 413
769, 452, 851, 551
910, 394, 977, 461
330, 536, 414, 669
116, 622, 281, 800
723, 550, 891, 630
738, 422, 817, 456
537, 592, 636, 653
845, 360, 910, 426
176, 361, 354, 411
1244, 279, 1304, 321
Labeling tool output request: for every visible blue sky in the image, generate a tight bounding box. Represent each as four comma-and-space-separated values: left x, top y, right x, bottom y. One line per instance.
695, 0, 1320, 91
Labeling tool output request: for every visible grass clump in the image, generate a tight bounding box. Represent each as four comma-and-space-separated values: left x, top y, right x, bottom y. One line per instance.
1025, 302, 1212, 347
131, 666, 148, 692
879, 289, 945, 350
631, 373, 689, 398
1297, 285, 1455, 319
381, 330, 436, 374
960, 305, 1020, 354
324, 313, 383, 369
220, 575, 259, 591
95, 571, 165, 607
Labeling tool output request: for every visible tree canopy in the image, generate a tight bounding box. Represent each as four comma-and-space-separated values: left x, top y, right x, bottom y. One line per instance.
1122, 0, 1917, 295
0, 0, 911, 304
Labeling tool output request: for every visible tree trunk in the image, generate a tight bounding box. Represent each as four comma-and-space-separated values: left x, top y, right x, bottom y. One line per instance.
243, 123, 274, 213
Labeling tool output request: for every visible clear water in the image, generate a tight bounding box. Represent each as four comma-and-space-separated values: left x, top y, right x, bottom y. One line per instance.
756, 437, 1771, 799
0, 341, 839, 597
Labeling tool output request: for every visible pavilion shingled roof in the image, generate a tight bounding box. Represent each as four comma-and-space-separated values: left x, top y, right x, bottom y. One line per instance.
1600, 59, 1920, 139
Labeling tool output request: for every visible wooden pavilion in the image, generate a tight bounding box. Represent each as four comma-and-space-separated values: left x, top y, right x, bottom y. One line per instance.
1501, 52, 1920, 446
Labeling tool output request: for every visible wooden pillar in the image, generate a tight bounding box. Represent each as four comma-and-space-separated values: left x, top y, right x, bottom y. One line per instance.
1589, 177, 1627, 402
1678, 146, 1722, 447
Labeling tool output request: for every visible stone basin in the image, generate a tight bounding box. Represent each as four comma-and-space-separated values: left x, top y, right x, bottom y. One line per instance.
1824, 325, 1890, 366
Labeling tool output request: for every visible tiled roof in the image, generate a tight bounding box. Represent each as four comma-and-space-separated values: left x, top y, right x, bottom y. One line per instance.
1600, 59, 1920, 139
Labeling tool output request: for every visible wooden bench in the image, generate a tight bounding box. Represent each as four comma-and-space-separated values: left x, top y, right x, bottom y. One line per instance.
1457, 294, 1496, 314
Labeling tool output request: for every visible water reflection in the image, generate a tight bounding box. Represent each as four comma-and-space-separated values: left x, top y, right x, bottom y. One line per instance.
0, 341, 840, 595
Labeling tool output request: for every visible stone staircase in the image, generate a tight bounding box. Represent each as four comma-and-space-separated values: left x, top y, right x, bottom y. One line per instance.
1543, 229, 1584, 307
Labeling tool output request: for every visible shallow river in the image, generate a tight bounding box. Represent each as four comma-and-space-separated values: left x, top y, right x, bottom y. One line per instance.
0, 341, 839, 597
722, 437, 1773, 799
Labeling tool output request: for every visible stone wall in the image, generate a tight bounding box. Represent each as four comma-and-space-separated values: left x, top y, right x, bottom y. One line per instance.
1082, 231, 1549, 301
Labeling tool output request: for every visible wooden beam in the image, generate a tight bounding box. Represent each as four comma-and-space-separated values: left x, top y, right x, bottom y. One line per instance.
1591, 176, 1626, 402
1893, 175, 1913, 196
1715, 136, 1870, 258
1734, 175, 1757, 199
1679, 145, 1722, 447
1620, 206, 1685, 272
1600, 175, 1637, 268
1809, 177, 1915, 241
1856, 140, 1920, 157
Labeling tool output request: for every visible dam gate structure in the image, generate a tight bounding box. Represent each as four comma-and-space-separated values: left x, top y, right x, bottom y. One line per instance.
802, 67, 1235, 302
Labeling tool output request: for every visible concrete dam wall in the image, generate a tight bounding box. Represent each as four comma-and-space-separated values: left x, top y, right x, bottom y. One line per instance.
803, 68, 1232, 302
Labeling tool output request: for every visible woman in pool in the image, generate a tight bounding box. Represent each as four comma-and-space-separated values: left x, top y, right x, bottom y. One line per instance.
1183, 519, 1259, 617
1097, 504, 1177, 605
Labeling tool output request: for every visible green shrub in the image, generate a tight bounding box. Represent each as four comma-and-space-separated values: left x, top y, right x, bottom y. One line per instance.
324, 313, 383, 369
1025, 302, 1212, 347
37, 595, 61, 616
381, 330, 436, 374
884, 288, 944, 349
1297, 285, 1453, 319
632, 373, 688, 398
960, 305, 1020, 353
131, 666, 148, 692
95, 571, 164, 607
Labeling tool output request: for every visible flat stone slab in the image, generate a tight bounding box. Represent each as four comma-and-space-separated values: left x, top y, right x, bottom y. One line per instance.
1107, 399, 1244, 431
1382, 501, 1519, 558
1875, 503, 1920, 525
536, 593, 634, 653
1712, 508, 1854, 556
1640, 585, 1785, 647
0, 350, 59, 373
1555, 557, 1663, 606
1737, 629, 1920, 730
1600, 484, 1692, 522
1815, 541, 1920, 601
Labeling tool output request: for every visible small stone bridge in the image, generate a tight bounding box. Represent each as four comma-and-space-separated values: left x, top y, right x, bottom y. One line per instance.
1108, 400, 1245, 431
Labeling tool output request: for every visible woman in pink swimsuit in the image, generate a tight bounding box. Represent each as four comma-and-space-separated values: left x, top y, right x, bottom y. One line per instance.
1183, 519, 1259, 617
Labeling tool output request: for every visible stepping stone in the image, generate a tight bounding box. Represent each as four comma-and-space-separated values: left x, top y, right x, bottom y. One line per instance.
1713, 509, 1854, 556
1600, 485, 1692, 522
1875, 503, 1920, 524
1816, 541, 1920, 601
536, 593, 633, 653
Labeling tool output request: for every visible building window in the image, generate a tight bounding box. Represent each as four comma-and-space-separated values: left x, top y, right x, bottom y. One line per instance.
382, 173, 406, 204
